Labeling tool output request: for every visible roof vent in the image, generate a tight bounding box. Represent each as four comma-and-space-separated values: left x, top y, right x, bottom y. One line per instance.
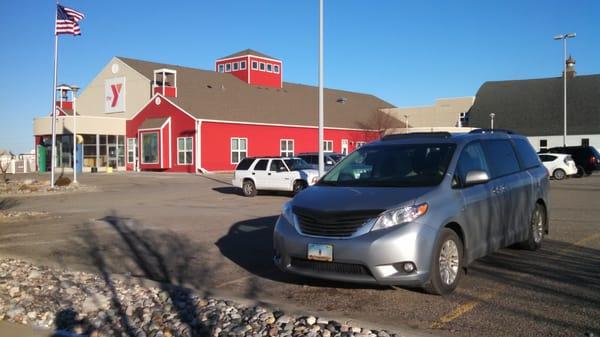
337, 97, 348, 104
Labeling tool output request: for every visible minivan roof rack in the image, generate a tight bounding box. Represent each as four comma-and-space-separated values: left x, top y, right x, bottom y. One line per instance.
468, 128, 515, 134
382, 132, 452, 141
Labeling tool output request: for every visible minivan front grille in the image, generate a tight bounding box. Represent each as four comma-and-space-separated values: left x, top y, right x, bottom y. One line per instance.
290, 258, 372, 276
293, 207, 382, 238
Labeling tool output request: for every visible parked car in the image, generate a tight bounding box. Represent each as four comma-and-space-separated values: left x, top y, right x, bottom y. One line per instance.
273, 130, 549, 295
546, 146, 600, 177
232, 157, 319, 197
297, 153, 344, 171
538, 153, 577, 180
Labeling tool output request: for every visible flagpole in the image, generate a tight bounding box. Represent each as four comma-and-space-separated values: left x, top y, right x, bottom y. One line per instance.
50, 2, 59, 188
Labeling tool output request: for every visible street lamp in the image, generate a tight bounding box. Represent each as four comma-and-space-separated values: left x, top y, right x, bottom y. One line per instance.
69, 85, 80, 184
489, 113, 495, 130
553, 33, 576, 147
317, 0, 325, 177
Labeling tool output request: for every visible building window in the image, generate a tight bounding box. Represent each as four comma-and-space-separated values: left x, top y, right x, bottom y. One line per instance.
323, 140, 333, 152
127, 138, 137, 164
274, 65, 280, 74
252, 61, 258, 70
240, 61, 246, 70
259, 62, 265, 71
141, 132, 159, 164
231, 137, 247, 164
177, 137, 193, 165
582, 138, 590, 146
218, 64, 224, 73
355, 141, 367, 149
267, 64, 273, 72
233, 62, 239, 71
539, 139, 547, 149
225, 63, 231, 72
280, 139, 294, 157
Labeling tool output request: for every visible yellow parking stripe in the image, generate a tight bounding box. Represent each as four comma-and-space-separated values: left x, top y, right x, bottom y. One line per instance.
430, 233, 600, 330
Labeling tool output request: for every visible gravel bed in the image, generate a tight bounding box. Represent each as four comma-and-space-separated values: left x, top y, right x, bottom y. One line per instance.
0, 258, 402, 337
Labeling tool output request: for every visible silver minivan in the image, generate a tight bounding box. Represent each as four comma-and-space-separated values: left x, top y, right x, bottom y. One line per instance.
273, 130, 549, 295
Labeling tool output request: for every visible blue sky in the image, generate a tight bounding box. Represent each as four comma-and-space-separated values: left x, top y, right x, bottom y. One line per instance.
1, 0, 599, 153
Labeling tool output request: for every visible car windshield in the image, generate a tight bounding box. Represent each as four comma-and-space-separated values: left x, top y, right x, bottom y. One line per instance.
319, 143, 456, 187
284, 158, 313, 171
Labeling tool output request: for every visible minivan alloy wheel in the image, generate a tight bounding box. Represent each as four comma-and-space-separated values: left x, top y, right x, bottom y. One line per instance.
439, 240, 460, 285
532, 208, 544, 244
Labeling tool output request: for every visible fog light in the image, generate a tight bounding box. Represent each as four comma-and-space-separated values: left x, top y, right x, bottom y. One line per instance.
402, 262, 416, 273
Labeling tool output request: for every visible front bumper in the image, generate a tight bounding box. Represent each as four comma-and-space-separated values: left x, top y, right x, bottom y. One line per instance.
273, 215, 437, 287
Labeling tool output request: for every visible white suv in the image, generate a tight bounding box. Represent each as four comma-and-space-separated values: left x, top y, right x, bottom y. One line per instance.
232, 157, 320, 197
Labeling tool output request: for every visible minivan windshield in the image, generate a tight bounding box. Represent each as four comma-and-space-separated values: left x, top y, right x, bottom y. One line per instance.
319, 143, 456, 187
284, 158, 313, 171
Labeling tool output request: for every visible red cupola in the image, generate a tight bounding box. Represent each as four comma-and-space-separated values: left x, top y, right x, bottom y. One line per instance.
215, 49, 282, 89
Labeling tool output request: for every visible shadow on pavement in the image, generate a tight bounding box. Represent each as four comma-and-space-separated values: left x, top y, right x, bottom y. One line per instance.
0, 197, 19, 210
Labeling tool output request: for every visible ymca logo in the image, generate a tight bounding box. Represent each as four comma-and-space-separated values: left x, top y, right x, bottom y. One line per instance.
104, 77, 125, 113
109, 83, 122, 107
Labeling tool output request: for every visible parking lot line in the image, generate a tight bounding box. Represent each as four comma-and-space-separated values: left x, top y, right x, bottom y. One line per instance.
430, 232, 600, 330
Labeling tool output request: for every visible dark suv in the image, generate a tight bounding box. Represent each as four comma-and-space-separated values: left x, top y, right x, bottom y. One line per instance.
547, 146, 600, 176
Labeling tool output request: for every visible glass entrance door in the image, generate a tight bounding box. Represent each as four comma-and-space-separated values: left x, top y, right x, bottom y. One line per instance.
108, 145, 118, 168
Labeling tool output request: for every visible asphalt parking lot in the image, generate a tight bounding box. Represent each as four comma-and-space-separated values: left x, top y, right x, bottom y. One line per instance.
1, 172, 599, 337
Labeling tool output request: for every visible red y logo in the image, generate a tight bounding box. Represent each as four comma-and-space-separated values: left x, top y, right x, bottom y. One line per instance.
110, 83, 122, 107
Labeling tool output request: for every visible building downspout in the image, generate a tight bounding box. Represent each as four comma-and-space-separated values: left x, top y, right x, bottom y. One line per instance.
196, 119, 209, 174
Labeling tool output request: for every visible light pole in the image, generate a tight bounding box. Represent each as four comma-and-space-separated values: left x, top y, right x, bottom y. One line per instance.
69, 85, 80, 183
317, 0, 325, 177
404, 115, 409, 129
489, 113, 495, 130
553, 33, 576, 147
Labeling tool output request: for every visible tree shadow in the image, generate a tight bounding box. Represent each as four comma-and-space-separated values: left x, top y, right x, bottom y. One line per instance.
0, 198, 19, 210
52, 308, 95, 337
53, 211, 225, 337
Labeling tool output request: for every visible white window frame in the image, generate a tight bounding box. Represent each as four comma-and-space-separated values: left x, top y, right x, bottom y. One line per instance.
240, 61, 246, 70
274, 64, 280, 74
218, 64, 224, 73
141, 132, 159, 164
266, 64, 273, 73
225, 63, 231, 72
177, 137, 193, 165
126, 138, 137, 164
259, 62, 265, 71
323, 140, 333, 153
280, 139, 294, 157
233, 62, 239, 71
252, 61, 258, 70
231, 137, 248, 164
356, 141, 367, 149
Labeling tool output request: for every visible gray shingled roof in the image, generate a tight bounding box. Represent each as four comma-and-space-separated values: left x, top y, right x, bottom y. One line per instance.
218, 49, 279, 60
118, 57, 399, 130
468, 74, 600, 136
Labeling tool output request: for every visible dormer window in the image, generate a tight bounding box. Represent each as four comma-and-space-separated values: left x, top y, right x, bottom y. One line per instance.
218, 64, 224, 73
215, 49, 283, 88
233, 62, 239, 71
252, 61, 258, 69
153, 68, 177, 97
259, 62, 265, 71
240, 61, 246, 70
274, 65, 280, 74
267, 64, 273, 72
225, 63, 231, 72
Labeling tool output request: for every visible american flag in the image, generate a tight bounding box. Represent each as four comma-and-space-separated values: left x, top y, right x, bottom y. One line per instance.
56, 5, 85, 35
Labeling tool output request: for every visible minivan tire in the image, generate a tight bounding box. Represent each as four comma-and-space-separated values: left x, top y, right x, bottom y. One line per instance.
424, 228, 463, 295
575, 166, 585, 178
292, 180, 308, 195
242, 180, 257, 197
520, 203, 546, 251
552, 169, 566, 180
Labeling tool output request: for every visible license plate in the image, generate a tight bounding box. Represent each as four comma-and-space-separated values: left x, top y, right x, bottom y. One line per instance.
307, 243, 333, 262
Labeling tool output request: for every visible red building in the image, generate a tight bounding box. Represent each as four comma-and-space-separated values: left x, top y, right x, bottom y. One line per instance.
124, 49, 398, 173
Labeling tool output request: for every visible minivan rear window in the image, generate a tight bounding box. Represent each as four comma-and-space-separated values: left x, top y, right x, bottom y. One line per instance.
235, 158, 255, 171
512, 138, 541, 170
482, 140, 520, 178
254, 159, 268, 171
319, 143, 456, 187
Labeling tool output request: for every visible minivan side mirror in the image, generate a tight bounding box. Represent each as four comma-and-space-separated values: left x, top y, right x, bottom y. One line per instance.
464, 170, 490, 186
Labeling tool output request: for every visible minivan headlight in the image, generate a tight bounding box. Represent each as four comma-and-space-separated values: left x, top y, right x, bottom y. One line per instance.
371, 203, 428, 231
281, 202, 296, 225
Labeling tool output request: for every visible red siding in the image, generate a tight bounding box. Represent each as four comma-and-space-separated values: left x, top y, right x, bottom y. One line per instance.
216, 56, 249, 83
153, 86, 177, 97
248, 56, 282, 88
126, 96, 197, 173
200, 121, 380, 171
